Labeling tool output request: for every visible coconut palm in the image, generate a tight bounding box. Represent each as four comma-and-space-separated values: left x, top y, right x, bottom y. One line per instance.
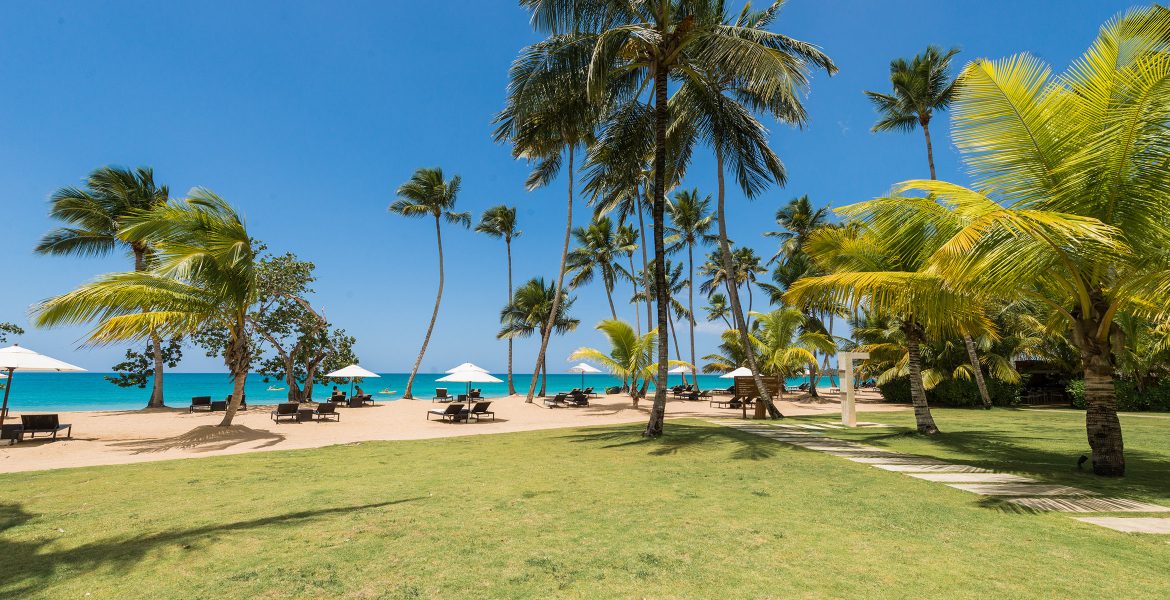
35, 166, 172, 408
750, 309, 836, 385
897, 7, 1170, 474
666, 188, 714, 390
566, 216, 624, 319
476, 205, 522, 395
494, 33, 603, 404
498, 277, 580, 396
569, 319, 659, 407
614, 223, 642, 332
703, 292, 733, 329
389, 167, 470, 399
765, 195, 831, 265
34, 190, 258, 426
521, 0, 835, 435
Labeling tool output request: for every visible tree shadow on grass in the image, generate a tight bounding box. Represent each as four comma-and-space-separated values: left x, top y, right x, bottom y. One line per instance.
108, 425, 286, 454
0, 497, 424, 596
558, 423, 783, 460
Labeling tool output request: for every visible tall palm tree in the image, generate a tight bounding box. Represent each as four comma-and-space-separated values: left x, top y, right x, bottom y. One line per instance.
476, 205, 522, 395
614, 223, 641, 333
34, 190, 258, 426
764, 195, 830, 265
570, 319, 663, 407
898, 7, 1170, 474
666, 188, 714, 390
521, 0, 834, 435
635, 258, 692, 384
864, 46, 994, 409
389, 167, 470, 399
35, 166, 172, 408
498, 277, 580, 396
494, 33, 602, 404
703, 292, 733, 329
566, 216, 623, 319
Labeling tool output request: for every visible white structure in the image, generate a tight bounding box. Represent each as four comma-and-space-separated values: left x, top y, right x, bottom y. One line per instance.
0, 345, 86, 444
837, 351, 870, 427
445, 362, 489, 374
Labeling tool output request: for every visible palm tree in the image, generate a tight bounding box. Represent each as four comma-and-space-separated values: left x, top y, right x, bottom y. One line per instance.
476, 205, 522, 395
666, 188, 714, 391
389, 167, 470, 399
566, 216, 623, 319
750, 308, 836, 384
703, 292, 733, 329
614, 223, 641, 333
498, 277, 580, 396
636, 258, 692, 385
569, 319, 659, 408
898, 7, 1170, 474
864, 45, 959, 180
34, 190, 258, 426
765, 195, 831, 265
521, 0, 834, 435
494, 33, 602, 404
35, 166, 172, 408
864, 46, 994, 409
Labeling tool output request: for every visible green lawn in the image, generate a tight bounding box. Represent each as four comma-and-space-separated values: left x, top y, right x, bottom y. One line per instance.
1, 409, 1168, 598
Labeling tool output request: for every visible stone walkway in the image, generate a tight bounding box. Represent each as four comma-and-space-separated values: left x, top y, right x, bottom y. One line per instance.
714, 419, 1170, 536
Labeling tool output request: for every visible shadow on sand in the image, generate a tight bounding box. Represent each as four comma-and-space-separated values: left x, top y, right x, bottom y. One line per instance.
109, 425, 286, 454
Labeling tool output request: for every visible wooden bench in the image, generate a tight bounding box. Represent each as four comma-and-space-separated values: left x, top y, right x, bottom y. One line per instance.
19, 414, 72, 440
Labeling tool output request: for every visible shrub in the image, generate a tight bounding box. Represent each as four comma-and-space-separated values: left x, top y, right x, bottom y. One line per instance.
1066, 379, 1170, 412
877, 376, 1020, 407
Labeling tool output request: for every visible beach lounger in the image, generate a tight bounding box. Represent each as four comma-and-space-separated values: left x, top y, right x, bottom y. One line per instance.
189, 396, 212, 412
605, 386, 622, 395
433, 388, 451, 403
565, 391, 589, 406
427, 403, 467, 422
210, 400, 228, 411
227, 394, 247, 410
543, 393, 567, 408
469, 401, 495, 421
314, 402, 340, 422
469, 389, 481, 399
710, 395, 741, 409
347, 396, 365, 408
583, 387, 596, 397
19, 414, 72, 440
271, 403, 299, 423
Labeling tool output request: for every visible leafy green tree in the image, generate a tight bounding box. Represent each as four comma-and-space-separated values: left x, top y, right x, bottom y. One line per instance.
569, 320, 661, 407
477, 205, 523, 395
498, 277, 580, 396
35, 190, 259, 426
106, 340, 183, 391
35, 166, 173, 407
567, 216, 624, 319
0, 323, 24, 344
389, 167, 470, 399
765, 195, 831, 265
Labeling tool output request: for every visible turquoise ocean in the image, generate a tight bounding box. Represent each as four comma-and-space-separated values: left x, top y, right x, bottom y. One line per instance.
0, 372, 827, 413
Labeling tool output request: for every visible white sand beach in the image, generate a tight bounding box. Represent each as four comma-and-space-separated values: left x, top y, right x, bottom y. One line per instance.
0, 390, 904, 473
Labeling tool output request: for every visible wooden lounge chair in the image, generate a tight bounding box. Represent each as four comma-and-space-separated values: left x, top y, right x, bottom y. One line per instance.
210, 400, 228, 412
543, 393, 567, 408
427, 403, 467, 422
469, 401, 495, 421
19, 414, 72, 440
469, 389, 481, 399
710, 395, 741, 409
314, 402, 340, 422
347, 396, 365, 408
271, 403, 299, 423
583, 387, 596, 397
432, 388, 451, 403
565, 391, 589, 407
188, 396, 212, 412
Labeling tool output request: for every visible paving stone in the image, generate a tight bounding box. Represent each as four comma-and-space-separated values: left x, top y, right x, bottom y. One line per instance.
847, 456, 952, 466
817, 423, 844, 429
1074, 517, 1170, 533
908, 473, 1037, 483
946, 483, 1098, 497
1006, 497, 1170, 513
794, 424, 826, 430
823, 451, 918, 459
873, 464, 993, 473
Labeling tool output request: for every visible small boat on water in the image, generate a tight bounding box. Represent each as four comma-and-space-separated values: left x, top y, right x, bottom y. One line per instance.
267, 386, 286, 391
378, 388, 397, 395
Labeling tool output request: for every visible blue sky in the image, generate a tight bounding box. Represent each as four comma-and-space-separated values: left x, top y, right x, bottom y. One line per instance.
0, 0, 1131, 373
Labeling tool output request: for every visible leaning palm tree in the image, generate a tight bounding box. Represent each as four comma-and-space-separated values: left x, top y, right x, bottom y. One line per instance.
522, 0, 835, 435
476, 205, 522, 395
34, 190, 258, 426
35, 166, 172, 408
498, 277, 580, 396
569, 319, 666, 408
494, 33, 602, 404
666, 188, 714, 391
898, 7, 1170, 474
566, 216, 624, 319
864, 46, 994, 410
389, 167, 470, 399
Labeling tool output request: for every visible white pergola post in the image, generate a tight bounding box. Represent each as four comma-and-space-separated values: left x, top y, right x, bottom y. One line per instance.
837, 351, 870, 427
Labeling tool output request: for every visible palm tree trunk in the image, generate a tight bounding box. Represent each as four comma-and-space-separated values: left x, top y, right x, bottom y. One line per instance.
604, 282, 617, 320
404, 215, 445, 399
644, 64, 671, 438
669, 312, 686, 386
135, 246, 167, 409
922, 119, 938, 180
527, 144, 574, 402
1074, 317, 1125, 476
629, 253, 641, 335
506, 238, 517, 395
714, 144, 780, 419
688, 243, 698, 391
963, 334, 992, 409
904, 322, 939, 434
636, 190, 652, 333
219, 321, 249, 427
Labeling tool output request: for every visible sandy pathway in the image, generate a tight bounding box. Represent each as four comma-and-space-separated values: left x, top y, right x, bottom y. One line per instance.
0, 391, 906, 473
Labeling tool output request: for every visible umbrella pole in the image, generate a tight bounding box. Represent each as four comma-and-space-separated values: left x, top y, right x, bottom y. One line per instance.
0, 368, 12, 428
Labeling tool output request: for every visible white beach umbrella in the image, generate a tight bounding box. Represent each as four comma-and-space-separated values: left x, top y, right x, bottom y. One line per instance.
437, 368, 502, 398
568, 362, 601, 388
720, 366, 753, 379
324, 364, 380, 397
445, 362, 488, 374
668, 364, 694, 386
0, 345, 86, 433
